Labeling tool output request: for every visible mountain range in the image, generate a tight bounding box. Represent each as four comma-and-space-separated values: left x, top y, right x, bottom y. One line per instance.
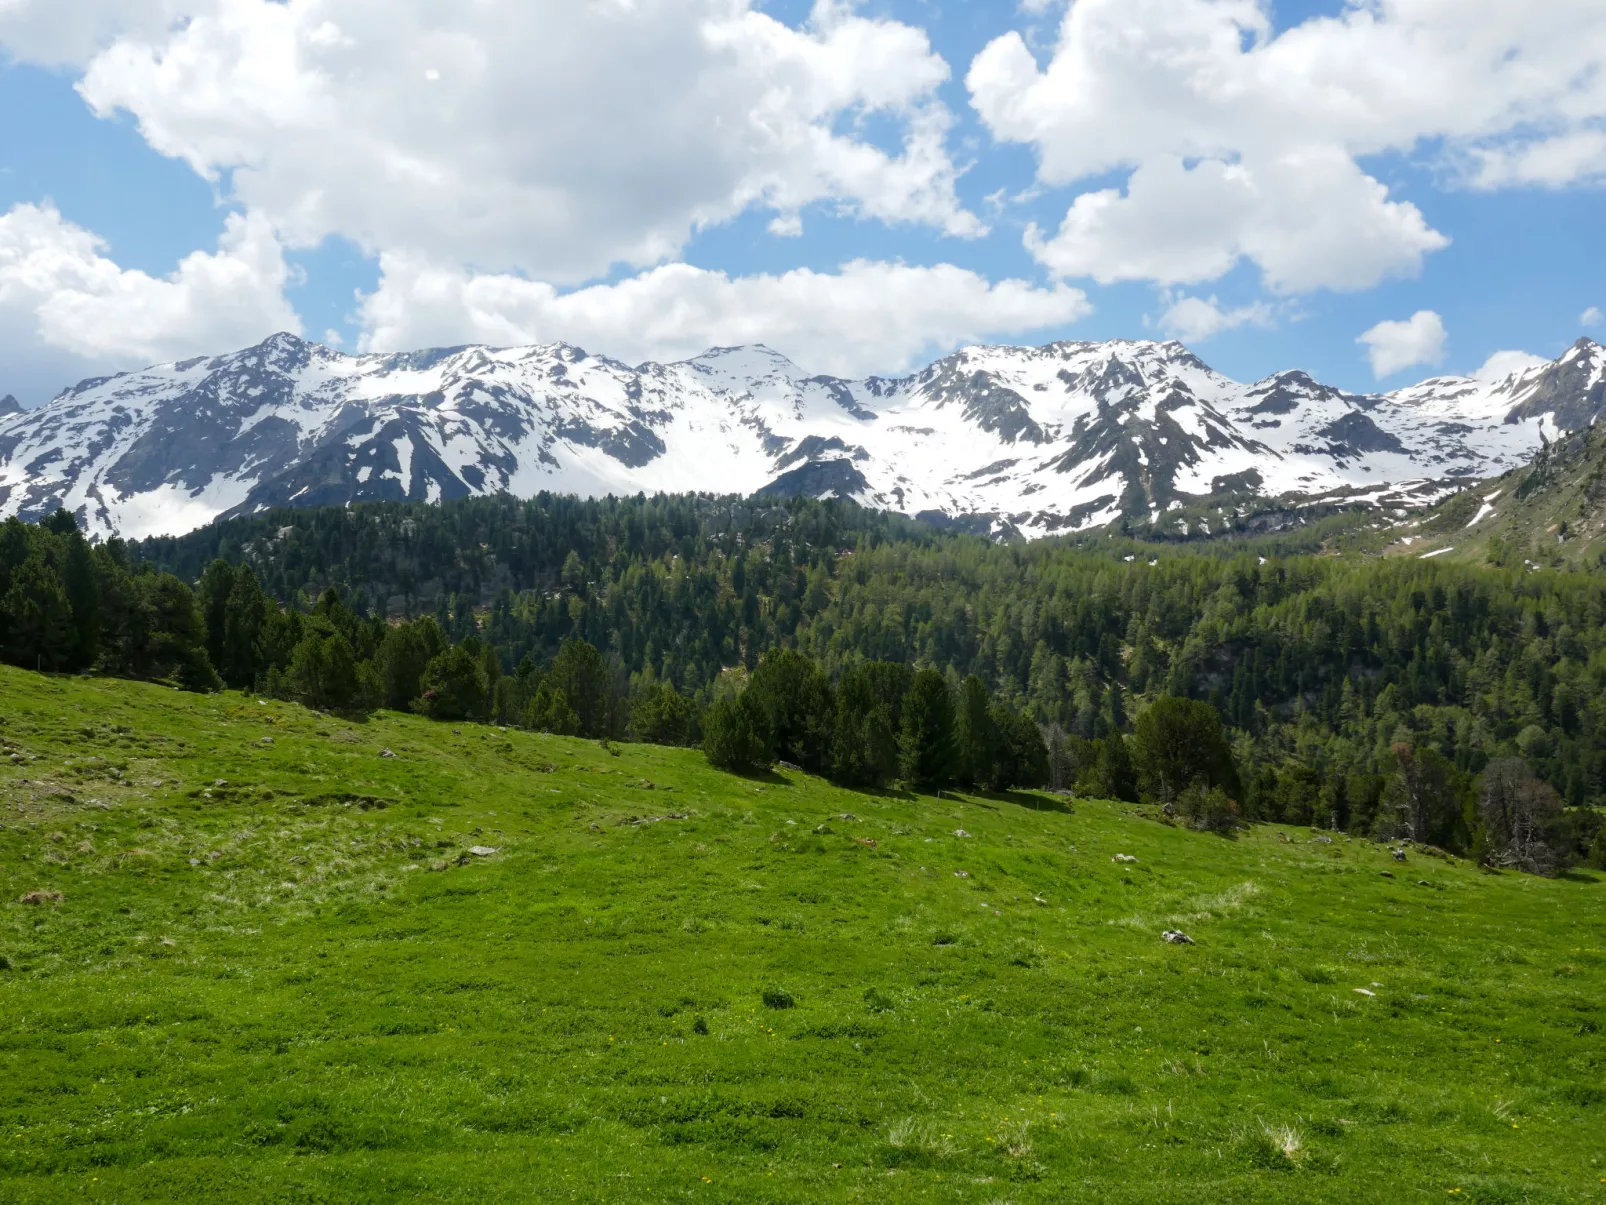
1, 332, 1601, 540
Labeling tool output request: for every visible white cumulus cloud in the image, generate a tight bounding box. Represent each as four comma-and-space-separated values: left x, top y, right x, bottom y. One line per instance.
1474, 349, 1548, 383
0, 203, 298, 398
969, 0, 1606, 294
357, 256, 1091, 378
68, 0, 981, 285
1157, 292, 1273, 344
1358, 311, 1448, 379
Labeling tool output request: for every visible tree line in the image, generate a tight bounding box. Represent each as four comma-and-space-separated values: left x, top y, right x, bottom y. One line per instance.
5, 491, 1603, 875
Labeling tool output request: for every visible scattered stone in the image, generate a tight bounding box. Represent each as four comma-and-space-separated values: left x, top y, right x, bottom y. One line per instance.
159, 937, 176, 947
1312, 835, 1334, 844
1353, 988, 1375, 997
188, 858, 201, 867
1417, 880, 1431, 887
257, 737, 274, 747
954, 829, 971, 838
467, 846, 499, 857
1276, 833, 1291, 843
777, 760, 802, 771
1392, 848, 1407, 862
1033, 895, 1048, 906
856, 838, 877, 849
839, 813, 859, 821
814, 824, 831, 835
19, 890, 63, 905
1380, 871, 1394, 878
954, 870, 970, 878
619, 812, 690, 827
380, 748, 397, 759
1162, 930, 1194, 945
1112, 853, 1138, 864
214, 779, 227, 787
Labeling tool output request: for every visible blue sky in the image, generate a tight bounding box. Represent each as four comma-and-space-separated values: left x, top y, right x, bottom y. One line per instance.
0, 0, 1603, 404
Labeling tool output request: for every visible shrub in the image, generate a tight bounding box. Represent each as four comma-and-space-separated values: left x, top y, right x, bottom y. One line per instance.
1176, 781, 1241, 833
414, 645, 489, 721
703, 695, 770, 774
761, 988, 795, 1010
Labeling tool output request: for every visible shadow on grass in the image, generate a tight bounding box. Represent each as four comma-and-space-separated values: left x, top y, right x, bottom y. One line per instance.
728, 767, 796, 787
1559, 868, 1601, 884
934, 789, 1076, 815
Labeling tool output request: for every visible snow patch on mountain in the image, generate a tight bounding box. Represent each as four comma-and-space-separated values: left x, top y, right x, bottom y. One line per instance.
1, 332, 1601, 540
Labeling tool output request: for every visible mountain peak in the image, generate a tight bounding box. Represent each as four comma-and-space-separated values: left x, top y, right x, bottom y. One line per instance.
0, 394, 21, 417
2, 332, 1602, 541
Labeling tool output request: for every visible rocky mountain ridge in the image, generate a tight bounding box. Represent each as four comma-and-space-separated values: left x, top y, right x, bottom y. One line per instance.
0, 332, 1600, 540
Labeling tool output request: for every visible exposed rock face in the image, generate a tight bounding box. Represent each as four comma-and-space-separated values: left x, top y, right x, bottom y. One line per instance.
1, 332, 1601, 540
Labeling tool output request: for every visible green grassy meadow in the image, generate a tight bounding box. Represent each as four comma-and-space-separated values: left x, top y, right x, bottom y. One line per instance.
1, 665, 1603, 1203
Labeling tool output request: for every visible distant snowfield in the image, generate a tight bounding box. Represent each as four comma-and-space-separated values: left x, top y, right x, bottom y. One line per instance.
0, 332, 1600, 540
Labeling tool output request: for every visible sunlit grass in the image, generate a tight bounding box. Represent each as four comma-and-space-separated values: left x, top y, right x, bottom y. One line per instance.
1, 665, 1602, 1203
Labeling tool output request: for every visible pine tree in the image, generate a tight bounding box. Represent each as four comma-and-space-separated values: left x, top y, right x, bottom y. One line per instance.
550, 638, 613, 738
2, 550, 73, 671
899, 669, 955, 792
953, 675, 996, 788
832, 665, 899, 787
220, 565, 271, 689
60, 527, 99, 670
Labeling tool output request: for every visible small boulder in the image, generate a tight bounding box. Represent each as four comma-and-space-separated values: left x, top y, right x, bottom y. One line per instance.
467, 845, 499, 857
19, 890, 63, 905
380, 748, 397, 759
954, 829, 972, 838
1112, 853, 1138, 864
1392, 848, 1407, 862
1162, 930, 1194, 945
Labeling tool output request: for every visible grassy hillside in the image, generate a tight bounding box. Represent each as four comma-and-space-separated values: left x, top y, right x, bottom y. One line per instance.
1389, 422, 1606, 568
1, 668, 1603, 1204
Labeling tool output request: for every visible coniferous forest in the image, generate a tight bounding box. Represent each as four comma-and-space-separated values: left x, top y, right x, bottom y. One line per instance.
5, 491, 1603, 874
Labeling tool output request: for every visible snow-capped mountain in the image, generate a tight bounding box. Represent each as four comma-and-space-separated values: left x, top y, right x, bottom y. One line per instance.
0, 333, 1600, 540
